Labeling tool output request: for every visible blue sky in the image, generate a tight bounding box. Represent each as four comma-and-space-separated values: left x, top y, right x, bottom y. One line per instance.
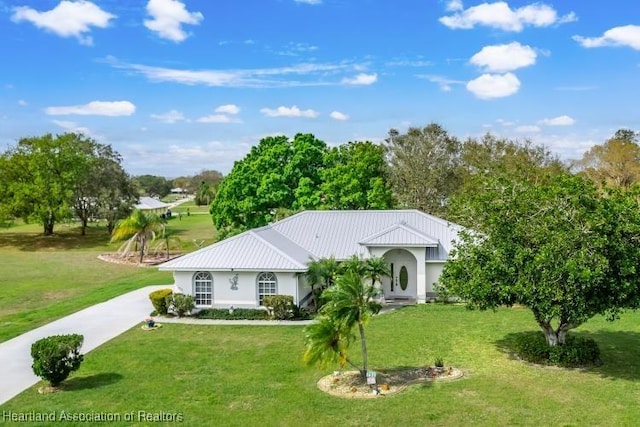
1, 0, 639, 177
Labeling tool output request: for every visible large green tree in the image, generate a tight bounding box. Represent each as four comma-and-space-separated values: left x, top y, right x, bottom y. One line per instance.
441, 174, 640, 346
212, 134, 393, 235
73, 141, 137, 235
386, 124, 461, 217
211, 134, 326, 233
320, 141, 394, 210
0, 133, 92, 235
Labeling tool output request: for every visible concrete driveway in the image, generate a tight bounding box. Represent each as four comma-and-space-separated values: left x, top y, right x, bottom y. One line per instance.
0, 285, 167, 405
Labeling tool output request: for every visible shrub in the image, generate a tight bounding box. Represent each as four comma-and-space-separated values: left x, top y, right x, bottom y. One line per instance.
512, 331, 601, 368
435, 282, 452, 304
434, 356, 444, 368
170, 293, 195, 317
31, 334, 84, 387
195, 308, 269, 320
149, 289, 173, 315
263, 295, 296, 320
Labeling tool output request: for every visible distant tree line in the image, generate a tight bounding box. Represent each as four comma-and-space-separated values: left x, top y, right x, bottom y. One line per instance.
133, 170, 222, 206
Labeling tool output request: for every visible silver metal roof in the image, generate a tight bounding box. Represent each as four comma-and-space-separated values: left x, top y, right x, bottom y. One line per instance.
159, 229, 309, 271
160, 210, 462, 272
135, 197, 169, 210
359, 223, 439, 247
271, 210, 461, 260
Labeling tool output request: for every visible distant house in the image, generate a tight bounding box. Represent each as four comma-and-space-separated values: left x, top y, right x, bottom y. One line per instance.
159, 210, 462, 309
170, 187, 188, 195
135, 197, 170, 215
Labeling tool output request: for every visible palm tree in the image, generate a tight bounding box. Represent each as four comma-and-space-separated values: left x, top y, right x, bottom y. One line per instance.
365, 256, 391, 300
305, 270, 382, 380
152, 227, 182, 260
339, 254, 367, 276
306, 257, 340, 311
110, 209, 165, 263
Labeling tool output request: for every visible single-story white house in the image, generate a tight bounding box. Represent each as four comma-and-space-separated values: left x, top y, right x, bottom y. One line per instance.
158, 210, 462, 309
135, 197, 170, 215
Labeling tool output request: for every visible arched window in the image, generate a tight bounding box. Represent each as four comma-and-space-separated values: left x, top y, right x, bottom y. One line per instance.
257, 272, 277, 305
193, 272, 213, 306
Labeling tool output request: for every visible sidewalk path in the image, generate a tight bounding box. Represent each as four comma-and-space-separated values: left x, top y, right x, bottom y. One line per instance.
0, 285, 166, 405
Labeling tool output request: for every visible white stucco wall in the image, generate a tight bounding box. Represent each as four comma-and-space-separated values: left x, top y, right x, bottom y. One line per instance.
171, 270, 299, 308
425, 261, 445, 297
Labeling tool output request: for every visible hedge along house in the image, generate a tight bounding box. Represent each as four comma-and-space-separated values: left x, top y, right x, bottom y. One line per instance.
158, 210, 462, 309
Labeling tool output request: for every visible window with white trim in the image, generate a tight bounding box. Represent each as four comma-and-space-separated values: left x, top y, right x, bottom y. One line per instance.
193, 272, 213, 306
257, 272, 277, 305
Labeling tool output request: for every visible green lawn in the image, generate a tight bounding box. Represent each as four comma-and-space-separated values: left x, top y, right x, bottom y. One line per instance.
3, 305, 640, 426
0, 215, 216, 343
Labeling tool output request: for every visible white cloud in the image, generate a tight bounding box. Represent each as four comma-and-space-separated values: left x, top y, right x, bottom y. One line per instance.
446, 0, 464, 12
341, 73, 378, 86
17, 99, 27, 107
496, 118, 515, 127
214, 104, 240, 115
108, 56, 365, 88
260, 105, 319, 118
294, 0, 322, 4
470, 42, 537, 72
538, 115, 575, 126
418, 75, 465, 91
11, 1, 115, 45
45, 100, 136, 116
466, 73, 520, 99
150, 109, 185, 123
51, 120, 92, 136
124, 140, 251, 176
330, 111, 349, 121
515, 125, 541, 133
144, 0, 203, 43
440, 1, 576, 32
196, 114, 241, 124
573, 25, 640, 50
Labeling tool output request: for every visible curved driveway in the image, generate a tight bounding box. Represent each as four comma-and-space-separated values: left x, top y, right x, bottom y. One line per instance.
0, 285, 166, 405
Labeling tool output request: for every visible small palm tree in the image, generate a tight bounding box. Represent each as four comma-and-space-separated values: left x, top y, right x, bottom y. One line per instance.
306, 257, 340, 310
339, 254, 367, 276
152, 227, 182, 260
305, 270, 382, 380
111, 210, 165, 263
365, 256, 391, 299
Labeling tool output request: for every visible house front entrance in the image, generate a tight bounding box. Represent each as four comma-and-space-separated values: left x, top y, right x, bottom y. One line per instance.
381, 249, 417, 300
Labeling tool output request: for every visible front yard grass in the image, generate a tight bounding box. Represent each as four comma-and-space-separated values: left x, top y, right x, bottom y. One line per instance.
0, 215, 216, 343
3, 305, 640, 426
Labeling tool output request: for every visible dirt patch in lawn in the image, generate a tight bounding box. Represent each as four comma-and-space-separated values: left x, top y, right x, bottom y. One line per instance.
317, 366, 463, 399
98, 253, 183, 267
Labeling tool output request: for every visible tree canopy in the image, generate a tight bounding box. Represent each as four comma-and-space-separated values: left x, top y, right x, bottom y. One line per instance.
440, 173, 640, 346
573, 128, 640, 189
0, 133, 134, 235
386, 123, 461, 217
210, 134, 393, 235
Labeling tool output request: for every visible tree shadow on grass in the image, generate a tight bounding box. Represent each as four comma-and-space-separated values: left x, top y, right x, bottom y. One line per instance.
0, 228, 111, 252
61, 373, 123, 391
495, 330, 640, 381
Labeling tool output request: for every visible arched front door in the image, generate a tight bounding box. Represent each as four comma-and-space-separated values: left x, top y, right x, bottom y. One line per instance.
381, 249, 417, 300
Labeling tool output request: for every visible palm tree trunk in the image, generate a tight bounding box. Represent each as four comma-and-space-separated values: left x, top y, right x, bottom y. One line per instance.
139, 236, 145, 263
358, 321, 368, 379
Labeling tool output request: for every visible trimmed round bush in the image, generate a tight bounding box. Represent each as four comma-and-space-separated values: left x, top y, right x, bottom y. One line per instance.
149, 288, 173, 315
31, 334, 84, 387
512, 331, 601, 367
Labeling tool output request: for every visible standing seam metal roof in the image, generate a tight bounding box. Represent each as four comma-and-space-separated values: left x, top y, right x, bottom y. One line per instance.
159, 210, 462, 271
